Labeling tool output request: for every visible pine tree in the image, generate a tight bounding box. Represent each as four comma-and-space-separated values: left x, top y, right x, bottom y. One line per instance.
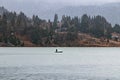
53, 14, 58, 30
80, 14, 91, 33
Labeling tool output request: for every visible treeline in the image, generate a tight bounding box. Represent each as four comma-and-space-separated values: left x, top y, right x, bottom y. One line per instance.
53, 14, 120, 39
0, 10, 120, 46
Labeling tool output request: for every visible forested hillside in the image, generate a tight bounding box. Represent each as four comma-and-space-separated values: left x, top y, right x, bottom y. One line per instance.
0, 7, 120, 47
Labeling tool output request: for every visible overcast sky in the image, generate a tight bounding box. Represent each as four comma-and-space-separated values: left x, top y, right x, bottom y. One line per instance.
1, 0, 120, 19
1, 0, 120, 6
1, 0, 120, 12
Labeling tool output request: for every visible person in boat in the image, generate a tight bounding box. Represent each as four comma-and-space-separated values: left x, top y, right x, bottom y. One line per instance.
55, 49, 63, 53
56, 49, 58, 52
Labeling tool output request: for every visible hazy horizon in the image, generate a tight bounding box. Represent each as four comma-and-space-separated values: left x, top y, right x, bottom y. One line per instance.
1, 0, 120, 6
1, 0, 120, 24
1, 0, 120, 15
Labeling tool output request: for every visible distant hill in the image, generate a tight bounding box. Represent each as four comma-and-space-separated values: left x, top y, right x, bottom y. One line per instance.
0, 7, 8, 15
39, 3, 120, 26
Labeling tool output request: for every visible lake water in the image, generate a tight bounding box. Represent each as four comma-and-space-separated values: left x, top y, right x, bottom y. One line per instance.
0, 48, 120, 80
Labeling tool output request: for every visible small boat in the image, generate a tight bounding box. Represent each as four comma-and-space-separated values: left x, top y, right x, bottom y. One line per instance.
55, 49, 63, 53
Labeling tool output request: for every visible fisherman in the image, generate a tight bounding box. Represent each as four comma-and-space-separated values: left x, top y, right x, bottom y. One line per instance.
56, 49, 58, 52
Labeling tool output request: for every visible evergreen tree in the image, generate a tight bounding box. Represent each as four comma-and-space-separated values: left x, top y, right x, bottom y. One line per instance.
113, 24, 120, 33
32, 15, 41, 27
53, 14, 58, 29
80, 14, 91, 33
91, 15, 112, 38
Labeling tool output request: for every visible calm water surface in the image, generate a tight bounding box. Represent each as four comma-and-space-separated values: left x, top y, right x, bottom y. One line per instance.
0, 48, 120, 80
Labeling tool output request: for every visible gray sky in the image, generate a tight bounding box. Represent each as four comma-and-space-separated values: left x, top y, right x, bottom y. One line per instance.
1, 0, 120, 13
40, 0, 120, 5
14, 0, 120, 3
1, 0, 120, 20
1, 0, 120, 6
0, 0, 120, 12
